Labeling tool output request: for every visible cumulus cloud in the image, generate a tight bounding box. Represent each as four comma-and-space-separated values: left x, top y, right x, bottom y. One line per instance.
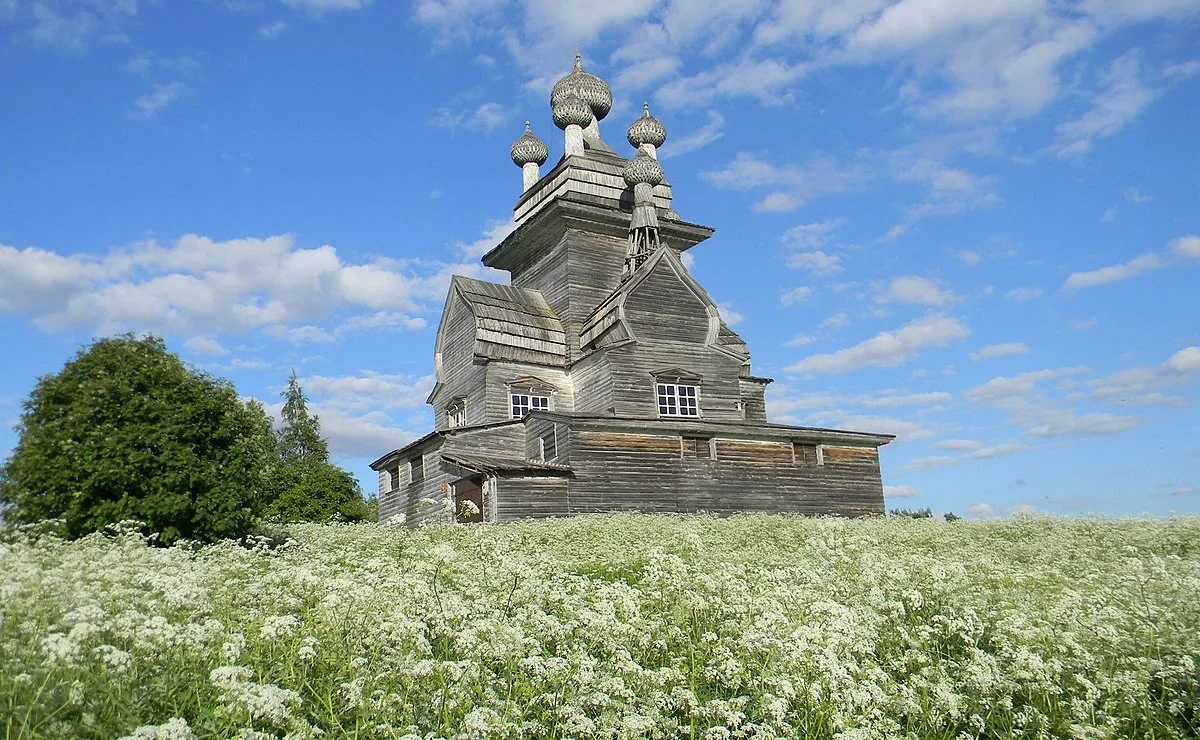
933, 439, 982, 451
1087, 345, 1200, 406
660, 110, 725, 158
787, 315, 970, 374
135, 82, 183, 118
779, 286, 812, 306
965, 365, 1141, 439
183, 336, 229, 357
1171, 235, 1200, 259
1004, 287, 1043, 301
883, 276, 956, 306
970, 342, 1031, 361
1063, 253, 1166, 291
1053, 51, 1158, 158
0, 234, 446, 341
703, 153, 866, 212
884, 484, 920, 498
968, 502, 995, 516
430, 102, 509, 133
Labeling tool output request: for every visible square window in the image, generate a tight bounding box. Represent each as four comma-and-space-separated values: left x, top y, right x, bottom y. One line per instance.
410, 457, 424, 484
656, 383, 700, 417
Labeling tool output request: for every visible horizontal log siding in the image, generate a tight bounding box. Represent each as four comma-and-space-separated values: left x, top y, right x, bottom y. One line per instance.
494, 476, 572, 521
490, 429, 883, 519
484, 363, 574, 422
738, 379, 768, 422
435, 297, 487, 431
568, 351, 615, 415
378, 441, 460, 526
607, 343, 745, 420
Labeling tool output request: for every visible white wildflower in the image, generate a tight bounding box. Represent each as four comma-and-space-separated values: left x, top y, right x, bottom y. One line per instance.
118, 717, 196, 740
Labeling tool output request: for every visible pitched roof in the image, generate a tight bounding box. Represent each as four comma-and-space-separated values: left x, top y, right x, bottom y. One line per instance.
441, 451, 573, 475
452, 276, 566, 367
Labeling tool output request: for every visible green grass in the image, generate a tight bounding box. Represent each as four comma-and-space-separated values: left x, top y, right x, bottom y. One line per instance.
2, 514, 1198, 738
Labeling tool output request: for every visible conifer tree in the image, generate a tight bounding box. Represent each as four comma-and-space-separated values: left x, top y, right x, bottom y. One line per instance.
264, 372, 372, 523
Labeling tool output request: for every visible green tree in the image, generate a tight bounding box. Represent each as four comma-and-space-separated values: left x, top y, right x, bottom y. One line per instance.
263, 372, 372, 523
0, 335, 274, 544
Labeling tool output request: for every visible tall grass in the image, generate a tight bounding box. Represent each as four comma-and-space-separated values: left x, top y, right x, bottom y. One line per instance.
2, 514, 1198, 738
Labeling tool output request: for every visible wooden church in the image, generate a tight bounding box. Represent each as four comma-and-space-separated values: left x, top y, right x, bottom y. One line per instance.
371, 54, 893, 525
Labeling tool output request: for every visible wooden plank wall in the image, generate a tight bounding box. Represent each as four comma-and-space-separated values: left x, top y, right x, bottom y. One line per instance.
484, 362, 574, 420
606, 343, 746, 421
493, 429, 884, 521
434, 296, 488, 431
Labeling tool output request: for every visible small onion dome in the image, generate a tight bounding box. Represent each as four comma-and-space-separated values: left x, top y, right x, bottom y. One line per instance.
550, 51, 613, 121
622, 149, 664, 188
552, 93, 593, 130
510, 121, 548, 167
664, 209, 681, 221
627, 102, 667, 148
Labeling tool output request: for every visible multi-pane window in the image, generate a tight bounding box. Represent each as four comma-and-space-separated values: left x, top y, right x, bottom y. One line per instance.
446, 401, 466, 429
657, 383, 699, 417
510, 393, 550, 419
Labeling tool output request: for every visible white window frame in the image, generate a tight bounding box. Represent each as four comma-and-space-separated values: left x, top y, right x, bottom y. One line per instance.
656, 382, 700, 417
446, 400, 466, 429
510, 393, 550, 419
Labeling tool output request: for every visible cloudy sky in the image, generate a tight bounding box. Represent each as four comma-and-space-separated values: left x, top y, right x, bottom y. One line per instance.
2, 0, 1198, 518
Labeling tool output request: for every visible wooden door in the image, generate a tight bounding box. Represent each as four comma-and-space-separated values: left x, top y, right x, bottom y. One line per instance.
453, 477, 485, 523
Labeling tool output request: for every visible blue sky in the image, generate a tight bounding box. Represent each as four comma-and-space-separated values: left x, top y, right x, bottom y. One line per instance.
2, 0, 1198, 518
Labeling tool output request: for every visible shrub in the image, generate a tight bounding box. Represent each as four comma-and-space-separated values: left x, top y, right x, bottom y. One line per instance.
0, 334, 274, 544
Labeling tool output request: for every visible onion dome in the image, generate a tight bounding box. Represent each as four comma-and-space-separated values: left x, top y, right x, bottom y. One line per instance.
622, 149, 664, 187
550, 51, 613, 121
627, 102, 667, 148
510, 121, 548, 167
552, 93, 593, 130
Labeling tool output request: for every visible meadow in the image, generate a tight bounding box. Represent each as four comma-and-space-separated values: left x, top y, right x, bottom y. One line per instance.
1, 514, 1198, 739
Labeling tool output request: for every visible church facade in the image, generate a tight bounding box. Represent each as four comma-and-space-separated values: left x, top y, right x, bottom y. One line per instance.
371, 55, 892, 525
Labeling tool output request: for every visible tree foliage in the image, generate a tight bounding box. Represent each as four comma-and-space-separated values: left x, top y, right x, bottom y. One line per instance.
263, 373, 372, 523
0, 335, 274, 543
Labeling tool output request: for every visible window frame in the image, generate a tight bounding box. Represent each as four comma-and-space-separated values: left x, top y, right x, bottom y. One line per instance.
510, 392, 551, 419
446, 400, 466, 429
409, 456, 425, 485
656, 382, 700, 418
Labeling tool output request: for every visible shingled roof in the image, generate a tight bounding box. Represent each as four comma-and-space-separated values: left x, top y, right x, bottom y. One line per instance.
452, 275, 566, 367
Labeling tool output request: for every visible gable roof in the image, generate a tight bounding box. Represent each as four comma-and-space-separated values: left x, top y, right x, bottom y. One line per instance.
578, 247, 749, 363
451, 275, 567, 367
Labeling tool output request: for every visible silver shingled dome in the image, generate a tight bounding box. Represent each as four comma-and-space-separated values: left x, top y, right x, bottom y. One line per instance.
552, 94, 593, 130
550, 52, 613, 122
626, 102, 667, 148
510, 121, 549, 166
622, 149, 664, 187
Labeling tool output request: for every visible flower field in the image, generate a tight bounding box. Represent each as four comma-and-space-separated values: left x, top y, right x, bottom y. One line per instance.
2, 514, 1199, 739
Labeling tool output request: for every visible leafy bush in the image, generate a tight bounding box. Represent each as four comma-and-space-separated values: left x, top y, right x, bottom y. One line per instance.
0, 335, 274, 544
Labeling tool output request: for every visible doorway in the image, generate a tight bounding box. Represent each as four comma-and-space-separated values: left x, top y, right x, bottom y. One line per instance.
453, 476, 485, 523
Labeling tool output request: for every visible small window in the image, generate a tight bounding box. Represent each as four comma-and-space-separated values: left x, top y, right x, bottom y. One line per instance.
511, 393, 550, 419
385, 465, 401, 491
447, 400, 466, 429
409, 456, 424, 484
657, 383, 700, 417
542, 430, 557, 460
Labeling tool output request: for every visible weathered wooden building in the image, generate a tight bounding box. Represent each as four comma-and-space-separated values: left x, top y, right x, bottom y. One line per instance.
372, 54, 893, 525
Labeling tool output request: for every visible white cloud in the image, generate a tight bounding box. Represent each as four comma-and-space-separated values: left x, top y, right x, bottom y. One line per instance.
784, 334, 815, 348
898, 161, 999, 218
1070, 317, 1098, 330
703, 153, 865, 212
1163, 60, 1200, 80
1171, 235, 1200, 259
1004, 287, 1043, 301
1062, 252, 1165, 291
0, 233, 451, 340
781, 220, 840, 249
452, 218, 517, 258
965, 365, 1141, 439
280, 0, 373, 13
906, 455, 957, 470
1025, 410, 1139, 438
788, 315, 969, 374
787, 251, 843, 274
660, 110, 725, 158
779, 286, 812, 307
1053, 51, 1157, 158
430, 102, 509, 133
658, 57, 813, 108
1164, 346, 1200, 374
135, 82, 183, 118
717, 302, 744, 326
884, 484, 920, 498
965, 442, 1027, 459
933, 439, 982, 451
259, 20, 288, 38
965, 366, 1089, 406
954, 250, 983, 266
968, 502, 995, 516
861, 391, 952, 408
883, 276, 955, 306
970, 342, 1031, 361
302, 371, 435, 412
184, 336, 229, 357
820, 312, 850, 330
